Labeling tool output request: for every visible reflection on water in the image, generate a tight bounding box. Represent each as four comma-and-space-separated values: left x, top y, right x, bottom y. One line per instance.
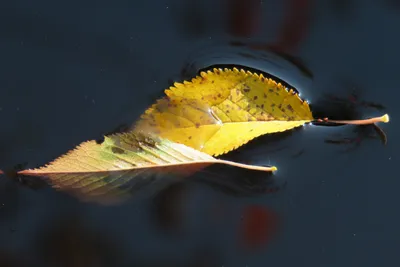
178, 44, 314, 89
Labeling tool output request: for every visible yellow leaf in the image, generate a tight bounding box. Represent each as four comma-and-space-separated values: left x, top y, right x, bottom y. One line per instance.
134, 67, 313, 156
18, 132, 276, 204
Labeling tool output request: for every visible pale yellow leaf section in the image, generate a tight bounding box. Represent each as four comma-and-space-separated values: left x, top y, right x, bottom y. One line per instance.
135, 68, 314, 156
18, 132, 275, 204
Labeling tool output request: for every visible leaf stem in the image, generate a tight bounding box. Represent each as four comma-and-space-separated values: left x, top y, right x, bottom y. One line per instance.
217, 160, 277, 172
315, 114, 389, 125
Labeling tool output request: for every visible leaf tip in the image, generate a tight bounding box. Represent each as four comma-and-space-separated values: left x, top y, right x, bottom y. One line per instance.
17, 169, 35, 175
271, 166, 278, 172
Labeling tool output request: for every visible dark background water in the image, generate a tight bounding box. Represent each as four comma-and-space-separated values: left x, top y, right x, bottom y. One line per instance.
0, 0, 398, 266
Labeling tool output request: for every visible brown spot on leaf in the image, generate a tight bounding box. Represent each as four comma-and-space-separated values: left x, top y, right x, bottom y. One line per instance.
253, 96, 258, 100
111, 147, 125, 154
261, 104, 264, 109
263, 93, 267, 98
188, 136, 192, 140
155, 99, 169, 112
143, 136, 157, 147
269, 88, 274, 93
195, 123, 200, 128
287, 104, 294, 112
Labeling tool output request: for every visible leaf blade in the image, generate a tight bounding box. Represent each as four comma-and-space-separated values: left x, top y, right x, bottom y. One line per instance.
134, 68, 313, 156
18, 132, 276, 204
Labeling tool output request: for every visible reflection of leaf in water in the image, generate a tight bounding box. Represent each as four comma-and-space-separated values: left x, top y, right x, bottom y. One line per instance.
325, 124, 388, 152
18, 132, 276, 204
191, 164, 285, 197
151, 182, 187, 233
313, 90, 388, 147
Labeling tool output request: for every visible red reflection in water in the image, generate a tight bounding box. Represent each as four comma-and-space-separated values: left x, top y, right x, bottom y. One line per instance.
272, 0, 312, 53
239, 205, 279, 250
228, 0, 262, 37
227, 0, 312, 54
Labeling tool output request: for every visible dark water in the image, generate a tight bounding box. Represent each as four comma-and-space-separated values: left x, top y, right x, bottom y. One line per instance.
0, 1, 397, 266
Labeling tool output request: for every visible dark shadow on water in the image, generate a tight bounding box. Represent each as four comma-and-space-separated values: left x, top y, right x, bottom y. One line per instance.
228, 41, 314, 79
0, 250, 25, 267
192, 164, 284, 197
177, 45, 313, 86
35, 215, 123, 267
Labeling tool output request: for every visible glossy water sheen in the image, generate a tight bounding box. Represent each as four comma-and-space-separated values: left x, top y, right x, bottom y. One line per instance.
0, 1, 397, 266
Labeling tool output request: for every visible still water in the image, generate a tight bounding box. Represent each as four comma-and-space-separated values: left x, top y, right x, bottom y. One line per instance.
0, 1, 398, 266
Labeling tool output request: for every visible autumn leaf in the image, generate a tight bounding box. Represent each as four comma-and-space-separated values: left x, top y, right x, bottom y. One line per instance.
134, 68, 313, 156
134, 67, 389, 156
18, 132, 276, 204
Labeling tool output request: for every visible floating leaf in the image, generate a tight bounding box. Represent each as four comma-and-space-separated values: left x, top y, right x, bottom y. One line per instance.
18, 132, 276, 204
134, 67, 389, 156
135, 68, 313, 156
